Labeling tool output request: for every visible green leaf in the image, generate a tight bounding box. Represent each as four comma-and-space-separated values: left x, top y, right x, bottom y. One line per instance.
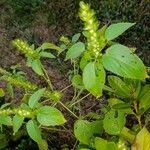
40, 43, 62, 51
95, 137, 117, 150
102, 44, 147, 79
28, 88, 46, 109
13, 115, 24, 135
26, 120, 42, 143
40, 51, 56, 59
0, 88, 5, 97
83, 62, 96, 90
83, 62, 106, 97
71, 74, 84, 89
108, 76, 131, 97
105, 22, 135, 41
72, 33, 81, 43
0, 115, 12, 126
74, 120, 103, 145
7, 83, 14, 98
66, 42, 85, 60
37, 106, 66, 126
88, 62, 106, 97
103, 109, 126, 135
108, 98, 131, 112
138, 84, 150, 112
132, 127, 150, 150
31, 59, 44, 76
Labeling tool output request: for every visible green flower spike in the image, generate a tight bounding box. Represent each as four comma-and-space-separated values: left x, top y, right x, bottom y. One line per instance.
0, 108, 33, 118
12, 39, 40, 59
79, 1, 101, 57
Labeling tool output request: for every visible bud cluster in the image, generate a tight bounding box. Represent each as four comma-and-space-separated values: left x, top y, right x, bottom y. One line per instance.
79, 1, 100, 57
0, 108, 33, 118
12, 39, 40, 59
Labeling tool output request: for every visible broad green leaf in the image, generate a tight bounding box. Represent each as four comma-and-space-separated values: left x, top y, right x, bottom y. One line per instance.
37, 106, 66, 126
13, 115, 24, 135
95, 137, 117, 150
26, 120, 42, 143
72, 33, 81, 43
103, 109, 126, 135
28, 88, 46, 109
83, 62, 96, 90
102, 44, 147, 79
31, 59, 44, 76
83, 62, 106, 97
0, 88, 5, 97
71, 74, 84, 89
105, 22, 135, 41
40, 51, 56, 59
108, 76, 131, 97
132, 127, 150, 150
138, 84, 150, 113
0, 115, 12, 126
89, 62, 106, 97
66, 42, 85, 60
40, 43, 62, 51
74, 120, 103, 145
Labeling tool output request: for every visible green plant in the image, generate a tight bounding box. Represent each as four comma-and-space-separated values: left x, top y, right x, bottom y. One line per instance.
74, 76, 150, 149
64, 1, 148, 100
0, 1, 149, 149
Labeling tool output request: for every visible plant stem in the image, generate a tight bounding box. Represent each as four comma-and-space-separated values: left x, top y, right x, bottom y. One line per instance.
133, 101, 142, 129
71, 88, 84, 103
58, 101, 78, 119
60, 84, 72, 92
42, 127, 68, 132
41, 64, 53, 91
70, 93, 91, 107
